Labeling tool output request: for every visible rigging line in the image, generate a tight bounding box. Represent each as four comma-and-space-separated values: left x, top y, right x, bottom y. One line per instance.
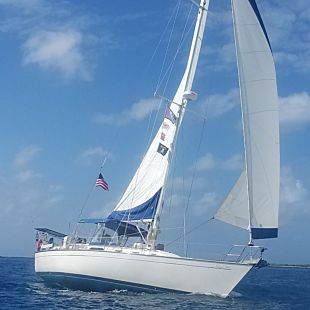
152, 4, 194, 226
180, 122, 187, 254
160, 2, 194, 98
112, 3, 193, 229
155, 0, 182, 95
119, 97, 164, 215
110, 6, 181, 213
155, 16, 196, 95
74, 124, 121, 238
143, 1, 187, 154
182, 115, 207, 251
140, 2, 185, 151
160, 226, 184, 230
155, 93, 208, 122
145, 96, 164, 150
72, 180, 97, 239
166, 216, 214, 246
145, 2, 179, 73
167, 128, 179, 216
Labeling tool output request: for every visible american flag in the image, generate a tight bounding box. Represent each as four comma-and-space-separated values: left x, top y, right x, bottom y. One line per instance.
96, 173, 109, 191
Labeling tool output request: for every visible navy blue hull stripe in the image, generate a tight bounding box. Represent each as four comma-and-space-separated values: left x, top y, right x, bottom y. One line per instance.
37, 272, 186, 294
249, 0, 272, 51
251, 228, 278, 239
108, 188, 162, 221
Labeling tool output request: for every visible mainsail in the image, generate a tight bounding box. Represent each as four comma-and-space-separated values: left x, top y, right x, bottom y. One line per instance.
108, 0, 210, 224
215, 0, 280, 239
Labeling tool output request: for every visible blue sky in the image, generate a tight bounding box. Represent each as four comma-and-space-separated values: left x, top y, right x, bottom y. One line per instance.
0, 0, 309, 264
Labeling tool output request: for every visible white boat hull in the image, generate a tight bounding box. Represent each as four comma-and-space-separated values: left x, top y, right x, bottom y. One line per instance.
35, 249, 254, 297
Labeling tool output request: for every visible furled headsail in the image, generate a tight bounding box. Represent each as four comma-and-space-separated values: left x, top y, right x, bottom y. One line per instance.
215, 0, 280, 239
108, 0, 210, 223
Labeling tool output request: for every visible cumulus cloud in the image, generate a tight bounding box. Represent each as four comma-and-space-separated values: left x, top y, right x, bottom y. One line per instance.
193, 192, 219, 216
198, 89, 310, 131
198, 89, 239, 118
77, 147, 111, 166
281, 166, 307, 206
279, 92, 310, 129
1, 145, 63, 219
221, 154, 243, 171
93, 98, 161, 125
195, 153, 215, 171
194, 153, 243, 172
23, 30, 90, 80
260, 1, 310, 74
203, 42, 236, 72
279, 166, 309, 223
201, 0, 310, 74
0, 0, 105, 80
15, 169, 41, 183
14, 145, 42, 168
0, 0, 42, 7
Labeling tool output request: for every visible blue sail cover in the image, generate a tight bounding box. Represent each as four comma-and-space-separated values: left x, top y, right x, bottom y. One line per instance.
79, 219, 147, 237
107, 188, 162, 221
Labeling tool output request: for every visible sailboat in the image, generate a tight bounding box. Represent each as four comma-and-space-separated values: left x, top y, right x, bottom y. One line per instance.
35, 0, 279, 297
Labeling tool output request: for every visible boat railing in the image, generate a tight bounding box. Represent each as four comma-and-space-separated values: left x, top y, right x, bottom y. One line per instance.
222, 244, 265, 264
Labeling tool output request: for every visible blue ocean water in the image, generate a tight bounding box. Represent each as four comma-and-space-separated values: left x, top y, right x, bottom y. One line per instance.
0, 257, 309, 309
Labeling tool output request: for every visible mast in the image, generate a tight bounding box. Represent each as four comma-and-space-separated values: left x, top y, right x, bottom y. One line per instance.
147, 0, 209, 248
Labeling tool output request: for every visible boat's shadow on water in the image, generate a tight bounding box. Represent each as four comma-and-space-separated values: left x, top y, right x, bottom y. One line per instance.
23, 266, 310, 310
31, 288, 233, 310
31, 276, 249, 310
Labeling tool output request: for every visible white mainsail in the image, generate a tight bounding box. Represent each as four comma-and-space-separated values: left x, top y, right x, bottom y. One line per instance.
215, 0, 280, 239
108, 0, 210, 223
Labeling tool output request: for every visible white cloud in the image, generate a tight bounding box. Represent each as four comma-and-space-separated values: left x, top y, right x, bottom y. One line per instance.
199, 89, 239, 118
93, 98, 161, 125
279, 166, 309, 224
14, 145, 42, 168
23, 30, 90, 80
195, 153, 215, 171
0, 0, 42, 7
168, 176, 207, 192
259, 1, 310, 73
193, 192, 219, 216
6, 145, 63, 214
203, 42, 236, 72
77, 147, 111, 166
128, 98, 160, 121
16, 169, 41, 183
198, 89, 310, 131
281, 166, 307, 206
194, 153, 243, 172
0, 0, 104, 80
279, 92, 310, 129
221, 154, 243, 171
201, 0, 310, 74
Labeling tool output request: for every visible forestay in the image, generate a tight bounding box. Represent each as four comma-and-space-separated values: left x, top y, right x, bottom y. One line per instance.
215, 0, 280, 239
